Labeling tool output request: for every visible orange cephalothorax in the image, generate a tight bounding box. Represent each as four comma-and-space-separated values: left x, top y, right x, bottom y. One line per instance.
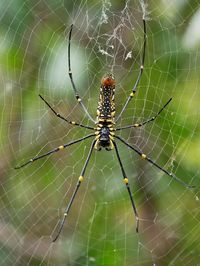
101, 74, 116, 87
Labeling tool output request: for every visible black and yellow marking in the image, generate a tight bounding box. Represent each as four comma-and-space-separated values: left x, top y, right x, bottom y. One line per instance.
109, 135, 115, 141
94, 139, 100, 150
130, 92, 136, 98
141, 153, 147, 159
79, 175, 84, 182
97, 74, 116, 121
95, 75, 116, 151
124, 178, 129, 184
58, 145, 64, 150
14, 134, 95, 169
109, 139, 114, 150
76, 95, 82, 102
116, 135, 194, 189
38, 94, 94, 130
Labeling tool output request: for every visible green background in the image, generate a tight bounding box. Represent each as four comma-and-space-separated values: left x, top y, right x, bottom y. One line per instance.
0, 0, 200, 265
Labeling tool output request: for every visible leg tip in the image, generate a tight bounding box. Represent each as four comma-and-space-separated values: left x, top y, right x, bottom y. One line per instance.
136, 217, 139, 233
51, 233, 59, 243
70, 24, 74, 31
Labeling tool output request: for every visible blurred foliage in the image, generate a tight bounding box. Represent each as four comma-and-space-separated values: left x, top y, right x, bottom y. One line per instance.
0, 0, 200, 265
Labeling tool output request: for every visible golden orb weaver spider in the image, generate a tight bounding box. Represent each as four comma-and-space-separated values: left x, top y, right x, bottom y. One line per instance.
15, 18, 195, 242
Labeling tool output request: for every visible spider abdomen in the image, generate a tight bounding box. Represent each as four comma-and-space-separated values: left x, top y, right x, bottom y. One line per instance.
97, 74, 116, 119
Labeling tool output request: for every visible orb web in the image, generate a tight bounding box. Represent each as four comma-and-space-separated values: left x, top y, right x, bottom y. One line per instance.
0, 0, 200, 265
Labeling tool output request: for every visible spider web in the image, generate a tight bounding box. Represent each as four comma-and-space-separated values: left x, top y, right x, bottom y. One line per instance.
0, 0, 200, 265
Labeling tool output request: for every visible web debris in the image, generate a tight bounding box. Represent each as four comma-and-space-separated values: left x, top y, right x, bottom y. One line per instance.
139, 0, 151, 20
100, 0, 112, 24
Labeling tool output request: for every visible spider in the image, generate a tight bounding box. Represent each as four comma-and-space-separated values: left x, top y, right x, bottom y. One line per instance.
15, 19, 194, 242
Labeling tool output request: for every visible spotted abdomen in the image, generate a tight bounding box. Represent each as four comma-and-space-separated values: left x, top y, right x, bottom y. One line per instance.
97, 74, 116, 119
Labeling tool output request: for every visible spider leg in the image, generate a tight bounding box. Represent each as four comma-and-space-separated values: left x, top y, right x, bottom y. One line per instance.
39, 94, 94, 130
116, 18, 147, 122
15, 134, 95, 169
68, 24, 95, 123
115, 136, 195, 189
116, 98, 172, 131
52, 140, 95, 242
113, 141, 139, 232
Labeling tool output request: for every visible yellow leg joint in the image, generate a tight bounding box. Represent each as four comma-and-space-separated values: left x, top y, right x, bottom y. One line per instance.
134, 123, 139, 127
110, 140, 114, 150
141, 153, 147, 159
94, 139, 100, 150
79, 176, 84, 182
95, 135, 100, 140
124, 178, 129, 184
109, 135, 114, 141
71, 121, 76, 125
58, 145, 64, 150
130, 92, 135, 97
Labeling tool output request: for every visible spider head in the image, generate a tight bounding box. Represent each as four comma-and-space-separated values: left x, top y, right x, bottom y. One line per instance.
101, 73, 116, 87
